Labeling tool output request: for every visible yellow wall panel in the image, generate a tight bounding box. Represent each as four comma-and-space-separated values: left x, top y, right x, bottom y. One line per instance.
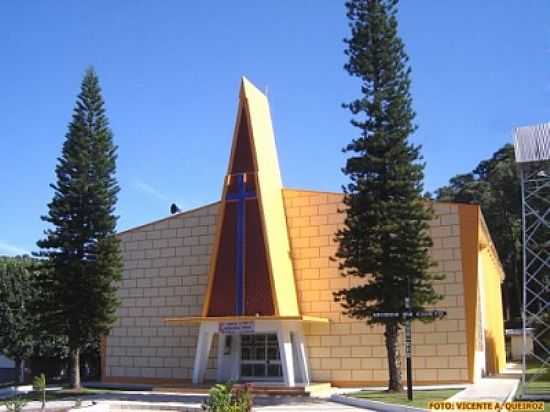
241, 78, 300, 316
480, 246, 507, 374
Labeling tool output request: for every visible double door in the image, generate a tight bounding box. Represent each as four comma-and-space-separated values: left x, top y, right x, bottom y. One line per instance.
240, 333, 282, 380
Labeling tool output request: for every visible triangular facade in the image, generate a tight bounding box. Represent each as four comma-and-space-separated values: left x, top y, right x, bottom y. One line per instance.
203, 77, 300, 318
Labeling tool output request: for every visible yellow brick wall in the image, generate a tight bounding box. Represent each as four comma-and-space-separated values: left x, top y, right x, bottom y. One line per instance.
108, 188, 475, 385
105, 203, 219, 382
283, 189, 469, 384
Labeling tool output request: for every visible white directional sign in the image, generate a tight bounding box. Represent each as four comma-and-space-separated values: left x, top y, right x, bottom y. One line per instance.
372, 310, 446, 319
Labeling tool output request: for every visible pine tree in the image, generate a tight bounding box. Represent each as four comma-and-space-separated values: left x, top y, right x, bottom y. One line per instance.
37, 68, 122, 389
335, 0, 443, 392
436, 144, 522, 320
0, 256, 37, 384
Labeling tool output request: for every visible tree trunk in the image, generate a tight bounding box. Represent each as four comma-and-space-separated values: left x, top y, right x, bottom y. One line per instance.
384, 322, 403, 392
14, 357, 24, 384
70, 348, 81, 390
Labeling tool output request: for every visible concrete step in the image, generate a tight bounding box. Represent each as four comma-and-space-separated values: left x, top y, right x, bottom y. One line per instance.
153, 382, 332, 397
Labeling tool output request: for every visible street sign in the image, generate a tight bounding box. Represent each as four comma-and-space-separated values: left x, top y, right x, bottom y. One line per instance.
404, 323, 412, 357
372, 312, 402, 318
404, 298, 413, 402
372, 310, 446, 319
414, 310, 446, 319
371, 307, 447, 400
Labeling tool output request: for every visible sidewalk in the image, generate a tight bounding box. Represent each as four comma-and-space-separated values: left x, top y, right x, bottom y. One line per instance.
86, 392, 371, 412
0, 385, 33, 400
447, 376, 519, 403
329, 371, 520, 411
0, 374, 520, 412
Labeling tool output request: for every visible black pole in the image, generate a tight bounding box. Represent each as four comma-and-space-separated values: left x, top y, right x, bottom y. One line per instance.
406, 276, 413, 401
406, 330, 413, 401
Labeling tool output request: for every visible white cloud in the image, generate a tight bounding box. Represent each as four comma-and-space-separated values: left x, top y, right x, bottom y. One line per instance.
0, 241, 31, 257
133, 180, 170, 202
132, 179, 189, 213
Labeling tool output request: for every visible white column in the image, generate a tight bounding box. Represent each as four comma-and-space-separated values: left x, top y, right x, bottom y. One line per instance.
277, 325, 295, 387
294, 328, 311, 385
192, 323, 214, 384
230, 335, 241, 381
216, 333, 225, 382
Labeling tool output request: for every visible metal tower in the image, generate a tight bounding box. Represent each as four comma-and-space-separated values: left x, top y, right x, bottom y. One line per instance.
514, 123, 550, 400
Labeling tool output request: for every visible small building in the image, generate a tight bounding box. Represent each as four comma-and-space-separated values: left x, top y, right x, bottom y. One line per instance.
0, 355, 15, 384
506, 329, 535, 362
103, 78, 507, 388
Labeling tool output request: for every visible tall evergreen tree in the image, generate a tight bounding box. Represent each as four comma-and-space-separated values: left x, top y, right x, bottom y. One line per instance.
335, 0, 443, 391
0, 256, 37, 383
37, 68, 122, 389
436, 144, 522, 319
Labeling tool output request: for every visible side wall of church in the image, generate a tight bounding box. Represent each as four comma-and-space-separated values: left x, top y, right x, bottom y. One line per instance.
104, 203, 220, 383
282, 189, 470, 385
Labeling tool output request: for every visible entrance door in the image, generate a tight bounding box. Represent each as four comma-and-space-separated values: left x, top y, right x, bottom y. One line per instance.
240, 334, 282, 380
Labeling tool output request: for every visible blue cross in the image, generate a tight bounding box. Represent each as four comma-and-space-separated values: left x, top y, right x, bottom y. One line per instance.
226, 173, 256, 315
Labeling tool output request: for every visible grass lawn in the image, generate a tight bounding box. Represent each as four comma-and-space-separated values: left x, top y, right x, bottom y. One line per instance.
526, 359, 550, 376
351, 389, 461, 409
523, 358, 550, 395
515, 359, 550, 412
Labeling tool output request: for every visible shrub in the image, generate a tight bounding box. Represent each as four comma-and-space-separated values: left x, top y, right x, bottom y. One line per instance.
202, 383, 232, 412
202, 382, 253, 412
3, 396, 29, 412
232, 383, 253, 412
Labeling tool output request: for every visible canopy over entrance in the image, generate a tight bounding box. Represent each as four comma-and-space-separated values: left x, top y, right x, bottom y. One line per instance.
165, 315, 329, 324
183, 319, 315, 387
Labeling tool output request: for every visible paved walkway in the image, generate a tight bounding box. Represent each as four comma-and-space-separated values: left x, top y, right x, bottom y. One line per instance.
0, 390, 370, 412
0, 372, 520, 412
0, 384, 33, 400
254, 396, 372, 411
0, 400, 89, 412
447, 376, 519, 403
89, 393, 370, 411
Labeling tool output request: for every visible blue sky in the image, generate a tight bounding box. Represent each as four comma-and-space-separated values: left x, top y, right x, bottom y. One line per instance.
1, 1, 549, 256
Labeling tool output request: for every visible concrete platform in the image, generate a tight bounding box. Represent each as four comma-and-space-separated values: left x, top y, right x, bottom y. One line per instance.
152, 382, 332, 397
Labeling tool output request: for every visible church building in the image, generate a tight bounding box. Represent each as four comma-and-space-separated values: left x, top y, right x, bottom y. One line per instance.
102, 78, 506, 388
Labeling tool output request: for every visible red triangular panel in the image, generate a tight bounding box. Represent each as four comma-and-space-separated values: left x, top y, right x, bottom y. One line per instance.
207, 105, 275, 317
230, 112, 255, 174
244, 201, 274, 315
207, 202, 237, 316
